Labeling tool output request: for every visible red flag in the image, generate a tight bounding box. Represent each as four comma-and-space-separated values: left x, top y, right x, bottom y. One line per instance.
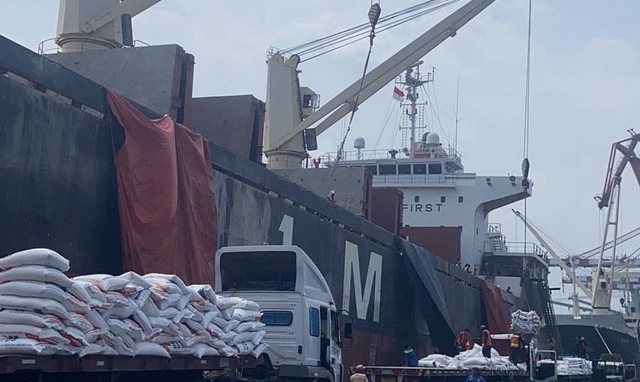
393, 86, 405, 102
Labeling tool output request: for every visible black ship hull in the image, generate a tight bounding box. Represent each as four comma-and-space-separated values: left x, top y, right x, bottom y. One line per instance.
541, 314, 640, 365
0, 35, 521, 368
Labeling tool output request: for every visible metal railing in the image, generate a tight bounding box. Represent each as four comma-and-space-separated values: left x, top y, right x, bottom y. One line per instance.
37, 37, 152, 55
488, 241, 549, 261
326, 144, 463, 163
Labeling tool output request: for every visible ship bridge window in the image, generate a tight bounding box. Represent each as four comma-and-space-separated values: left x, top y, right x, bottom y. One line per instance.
365, 165, 378, 175
428, 163, 443, 174
220, 251, 296, 291
302, 94, 313, 108
413, 164, 427, 174
398, 164, 411, 174
379, 164, 396, 175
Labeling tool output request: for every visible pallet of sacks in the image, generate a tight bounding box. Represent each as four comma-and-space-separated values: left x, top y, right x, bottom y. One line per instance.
0, 248, 268, 358
510, 309, 540, 334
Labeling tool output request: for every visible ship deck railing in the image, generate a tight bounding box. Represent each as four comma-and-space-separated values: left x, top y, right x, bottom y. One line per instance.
323, 146, 462, 164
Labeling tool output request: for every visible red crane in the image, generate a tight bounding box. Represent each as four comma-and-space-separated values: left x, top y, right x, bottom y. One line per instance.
595, 130, 640, 209
592, 130, 640, 310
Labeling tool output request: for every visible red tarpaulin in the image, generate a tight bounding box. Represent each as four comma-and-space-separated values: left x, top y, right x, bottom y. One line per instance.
481, 282, 511, 355
108, 90, 217, 284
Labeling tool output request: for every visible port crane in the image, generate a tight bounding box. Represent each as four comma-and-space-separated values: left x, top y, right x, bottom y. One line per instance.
515, 130, 640, 317
591, 130, 640, 311
55, 0, 160, 52
263, 0, 498, 169
52, 0, 499, 169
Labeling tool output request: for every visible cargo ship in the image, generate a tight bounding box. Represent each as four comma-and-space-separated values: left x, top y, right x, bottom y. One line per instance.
0, 0, 553, 369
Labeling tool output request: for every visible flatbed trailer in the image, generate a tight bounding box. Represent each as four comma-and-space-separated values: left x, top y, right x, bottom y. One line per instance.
359, 364, 594, 382
0, 354, 262, 382
359, 365, 529, 382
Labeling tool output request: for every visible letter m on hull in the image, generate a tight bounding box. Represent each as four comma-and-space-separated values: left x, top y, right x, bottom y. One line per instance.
342, 241, 382, 322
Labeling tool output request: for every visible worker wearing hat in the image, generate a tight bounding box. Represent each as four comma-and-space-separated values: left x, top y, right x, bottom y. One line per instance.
350, 364, 368, 382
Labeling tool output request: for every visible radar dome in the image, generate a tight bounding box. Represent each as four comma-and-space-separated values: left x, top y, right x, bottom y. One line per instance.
354, 137, 366, 149
426, 132, 440, 145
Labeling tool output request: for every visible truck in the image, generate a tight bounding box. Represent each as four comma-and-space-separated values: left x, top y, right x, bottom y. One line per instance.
214, 245, 348, 382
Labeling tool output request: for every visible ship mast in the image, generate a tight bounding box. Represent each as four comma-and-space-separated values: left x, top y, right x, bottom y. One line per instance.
396, 62, 434, 158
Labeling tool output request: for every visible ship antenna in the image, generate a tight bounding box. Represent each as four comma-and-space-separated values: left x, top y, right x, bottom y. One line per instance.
454, 76, 460, 152
442, 75, 470, 154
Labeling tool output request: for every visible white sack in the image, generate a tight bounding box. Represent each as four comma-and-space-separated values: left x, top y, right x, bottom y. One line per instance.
0, 295, 69, 319
0, 281, 68, 301
0, 310, 65, 330
0, 248, 69, 271
192, 343, 220, 358
136, 342, 170, 357
0, 338, 58, 355
0, 265, 71, 287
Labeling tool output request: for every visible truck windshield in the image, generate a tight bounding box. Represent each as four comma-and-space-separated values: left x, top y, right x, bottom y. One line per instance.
220, 251, 296, 291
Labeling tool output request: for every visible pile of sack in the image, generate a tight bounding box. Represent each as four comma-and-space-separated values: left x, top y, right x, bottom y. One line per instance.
556, 358, 593, 375
417, 344, 519, 371
510, 310, 540, 334
0, 248, 268, 358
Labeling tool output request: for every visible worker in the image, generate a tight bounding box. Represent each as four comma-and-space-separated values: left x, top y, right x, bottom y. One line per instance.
466, 368, 485, 382
548, 335, 556, 351
510, 334, 526, 364
579, 336, 588, 359
350, 365, 368, 382
480, 325, 492, 358
403, 345, 418, 367
572, 337, 581, 357
455, 329, 472, 352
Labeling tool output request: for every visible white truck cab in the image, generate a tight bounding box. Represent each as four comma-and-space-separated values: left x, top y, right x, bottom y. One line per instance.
215, 245, 346, 382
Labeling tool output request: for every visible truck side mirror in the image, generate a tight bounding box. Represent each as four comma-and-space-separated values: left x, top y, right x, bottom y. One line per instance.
344, 323, 352, 339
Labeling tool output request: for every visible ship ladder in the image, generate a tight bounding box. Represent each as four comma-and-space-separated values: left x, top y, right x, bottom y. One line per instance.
538, 278, 563, 356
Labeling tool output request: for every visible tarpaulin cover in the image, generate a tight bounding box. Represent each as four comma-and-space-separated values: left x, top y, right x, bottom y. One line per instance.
108, 90, 217, 284
397, 237, 455, 353
481, 282, 510, 354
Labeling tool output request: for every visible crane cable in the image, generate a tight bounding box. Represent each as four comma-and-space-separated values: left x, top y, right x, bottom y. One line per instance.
331, 3, 381, 180
521, 0, 533, 271
281, 0, 460, 61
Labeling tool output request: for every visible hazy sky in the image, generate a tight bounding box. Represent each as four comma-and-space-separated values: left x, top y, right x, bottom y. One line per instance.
2, 1, 640, 307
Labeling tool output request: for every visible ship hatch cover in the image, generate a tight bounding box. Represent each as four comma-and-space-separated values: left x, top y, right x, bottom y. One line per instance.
396, 238, 455, 353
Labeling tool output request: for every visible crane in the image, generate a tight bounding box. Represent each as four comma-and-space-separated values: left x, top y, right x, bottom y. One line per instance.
513, 210, 590, 320
591, 130, 640, 313
56, 0, 161, 52
263, 0, 497, 169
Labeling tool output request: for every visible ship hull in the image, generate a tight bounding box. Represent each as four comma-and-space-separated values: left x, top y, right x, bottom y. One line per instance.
541, 314, 639, 365
0, 34, 521, 370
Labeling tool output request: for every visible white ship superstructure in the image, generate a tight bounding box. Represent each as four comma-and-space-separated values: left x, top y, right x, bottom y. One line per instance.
325, 63, 547, 291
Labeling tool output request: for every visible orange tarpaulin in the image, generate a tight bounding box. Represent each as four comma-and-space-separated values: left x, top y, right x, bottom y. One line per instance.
108, 90, 217, 284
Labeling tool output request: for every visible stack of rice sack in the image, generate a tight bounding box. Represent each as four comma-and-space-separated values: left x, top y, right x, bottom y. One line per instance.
0, 248, 267, 358
555, 358, 593, 375
510, 309, 540, 334
418, 345, 519, 371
